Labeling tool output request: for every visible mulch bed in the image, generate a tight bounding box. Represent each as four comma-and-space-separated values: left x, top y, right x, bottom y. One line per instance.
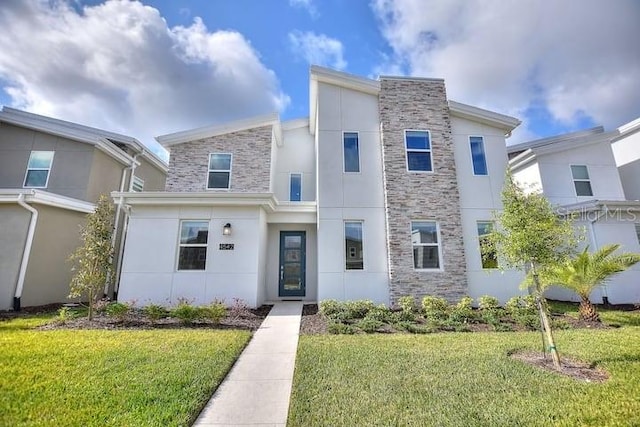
34, 305, 272, 331
510, 350, 609, 382
300, 304, 328, 334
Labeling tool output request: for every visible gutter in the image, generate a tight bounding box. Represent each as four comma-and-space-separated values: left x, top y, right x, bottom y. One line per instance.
588, 207, 609, 305
113, 204, 131, 299
14, 192, 39, 311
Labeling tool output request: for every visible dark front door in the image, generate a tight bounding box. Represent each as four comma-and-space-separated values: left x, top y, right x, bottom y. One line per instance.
279, 231, 306, 297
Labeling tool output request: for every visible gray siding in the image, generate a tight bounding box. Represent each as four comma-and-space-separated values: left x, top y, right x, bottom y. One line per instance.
165, 125, 272, 193
0, 122, 94, 200
0, 206, 30, 310
379, 78, 467, 303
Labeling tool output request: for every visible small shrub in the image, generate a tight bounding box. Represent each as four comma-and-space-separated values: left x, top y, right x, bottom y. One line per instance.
327, 321, 356, 335
513, 313, 540, 330
56, 306, 75, 324
171, 300, 203, 325
94, 298, 111, 313
397, 296, 416, 313
105, 302, 130, 321
366, 305, 396, 323
505, 295, 537, 316
478, 295, 500, 311
398, 309, 416, 322
449, 296, 475, 323
552, 318, 572, 330
228, 298, 248, 318
319, 300, 343, 318
344, 300, 375, 319
202, 301, 227, 324
422, 296, 449, 320
143, 304, 167, 323
357, 318, 384, 333
397, 321, 435, 334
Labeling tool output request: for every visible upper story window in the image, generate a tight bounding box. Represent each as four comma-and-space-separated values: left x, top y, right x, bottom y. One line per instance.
411, 221, 441, 270
178, 220, 209, 270
405, 130, 432, 172
345, 221, 364, 270
477, 221, 497, 269
290, 173, 302, 202
469, 136, 488, 175
571, 165, 593, 197
131, 176, 144, 192
24, 151, 54, 188
343, 132, 360, 173
208, 153, 232, 189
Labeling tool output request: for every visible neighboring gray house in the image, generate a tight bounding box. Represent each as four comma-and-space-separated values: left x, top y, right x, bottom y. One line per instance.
0, 107, 168, 310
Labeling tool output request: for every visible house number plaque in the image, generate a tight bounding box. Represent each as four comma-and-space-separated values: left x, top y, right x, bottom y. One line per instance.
219, 243, 234, 250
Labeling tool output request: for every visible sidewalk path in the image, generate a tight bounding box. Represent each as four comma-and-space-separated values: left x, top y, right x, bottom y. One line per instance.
193, 301, 303, 427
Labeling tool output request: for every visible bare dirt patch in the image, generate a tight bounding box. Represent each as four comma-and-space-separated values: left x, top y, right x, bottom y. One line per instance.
510, 350, 609, 382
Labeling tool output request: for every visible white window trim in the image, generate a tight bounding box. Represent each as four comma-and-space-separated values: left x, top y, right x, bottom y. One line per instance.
469, 135, 489, 176
289, 172, 303, 202
344, 220, 365, 271
476, 220, 498, 270
411, 220, 443, 271
207, 153, 232, 190
342, 131, 361, 174
131, 175, 144, 192
176, 220, 210, 272
570, 164, 593, 197
23, 151, 54, 189
405, 129, 433, 173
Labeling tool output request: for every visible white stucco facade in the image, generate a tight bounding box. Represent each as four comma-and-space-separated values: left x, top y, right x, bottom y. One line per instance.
113, 66, 640, 308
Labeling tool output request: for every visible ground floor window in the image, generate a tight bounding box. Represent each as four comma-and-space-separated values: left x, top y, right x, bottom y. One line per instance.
345, 221, 364, 270
178, 220, 209, 270
411, 221, 441, 269
477, 221, 498, 269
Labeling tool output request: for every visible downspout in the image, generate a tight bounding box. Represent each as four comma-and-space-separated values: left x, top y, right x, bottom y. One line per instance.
113, 204, 131, 300
105, 153, 140, 296
589, 206, 609, 305
14, 192, 38, 311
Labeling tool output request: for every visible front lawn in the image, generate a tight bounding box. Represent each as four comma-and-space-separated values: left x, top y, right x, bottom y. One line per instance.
0, 315, 251, 427
289, 327, 640, 426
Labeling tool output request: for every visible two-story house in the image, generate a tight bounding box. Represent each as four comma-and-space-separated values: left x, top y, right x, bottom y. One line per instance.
0, 107, 167, 310
113, 66, 523, 308
611, 117, 640, 201
509, 126, 640, 304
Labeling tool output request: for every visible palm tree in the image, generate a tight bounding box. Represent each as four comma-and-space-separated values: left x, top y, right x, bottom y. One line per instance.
540, 244, 640, 322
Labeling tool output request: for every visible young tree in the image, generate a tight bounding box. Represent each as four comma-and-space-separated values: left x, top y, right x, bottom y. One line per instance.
539, 244, 640, 322
485, 174, 579, 368
69, 194, 115, 320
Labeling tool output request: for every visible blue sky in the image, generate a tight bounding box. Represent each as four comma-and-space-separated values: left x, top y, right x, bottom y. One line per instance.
0, 0, 638, 157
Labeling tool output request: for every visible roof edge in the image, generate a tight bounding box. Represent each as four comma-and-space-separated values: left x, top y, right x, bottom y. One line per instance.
448, 100, 521, 133
156, 113, 280, 147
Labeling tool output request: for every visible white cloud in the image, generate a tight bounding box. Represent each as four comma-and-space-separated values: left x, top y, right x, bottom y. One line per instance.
371, 0, 640, 139
288, 31, 347, 70
289, 0, 318, 18
0, 0, 289, 157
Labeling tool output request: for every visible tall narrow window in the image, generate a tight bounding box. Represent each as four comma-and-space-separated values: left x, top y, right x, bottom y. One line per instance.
208, 153, 232, 189
469, 136, 488, 175
178, 221, 209, 270
571, 165, 593, 196
343, 132, 360, 172
411, 221, 441, 269
24, 151, 54, 188
345, 221, 364, 270
131, 176, 144, 192
477, 221, 498, 269
290, 173, 302, 201
405, 130, 432, 172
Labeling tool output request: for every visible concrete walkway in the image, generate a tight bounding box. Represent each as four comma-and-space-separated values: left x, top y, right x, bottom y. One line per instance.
193, 301, 303, 427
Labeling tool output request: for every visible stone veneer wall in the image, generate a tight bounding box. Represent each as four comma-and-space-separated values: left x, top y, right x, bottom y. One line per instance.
165, 125, 272, 192
379, 78, 467, 303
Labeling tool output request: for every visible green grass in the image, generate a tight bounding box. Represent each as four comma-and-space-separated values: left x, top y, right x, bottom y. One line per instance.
0, 315, 251, 427
289, 328, 640, 426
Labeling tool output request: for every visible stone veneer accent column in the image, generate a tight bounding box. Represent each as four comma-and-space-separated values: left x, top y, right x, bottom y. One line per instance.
379, 78, 467, 303
165, 125, 272, 192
